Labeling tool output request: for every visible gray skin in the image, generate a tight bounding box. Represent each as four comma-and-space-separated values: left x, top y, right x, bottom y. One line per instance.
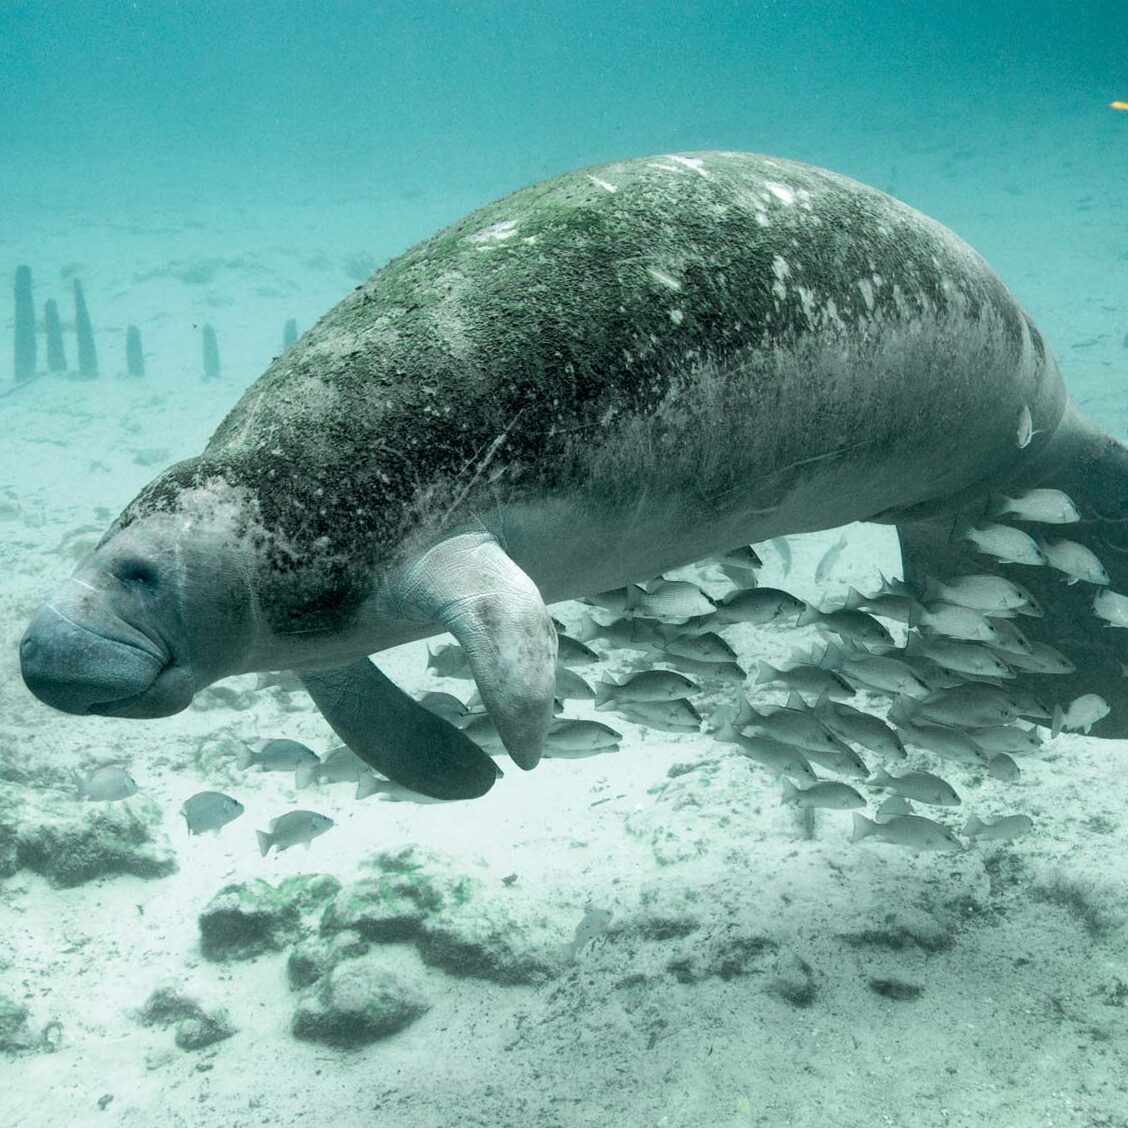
20, 151, 1128, 798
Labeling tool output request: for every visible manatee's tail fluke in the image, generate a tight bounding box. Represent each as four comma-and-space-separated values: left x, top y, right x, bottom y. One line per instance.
393, 532, 558, 770
895, 411, 1128, 738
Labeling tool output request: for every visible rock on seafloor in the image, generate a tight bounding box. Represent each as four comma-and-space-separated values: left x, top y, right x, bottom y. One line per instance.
136, 982, 237, 1050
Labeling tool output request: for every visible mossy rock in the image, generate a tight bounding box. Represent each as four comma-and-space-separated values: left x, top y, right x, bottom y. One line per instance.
287, 932, 370, 990
0, 995, 31, 1053
291, 955, 430, 1047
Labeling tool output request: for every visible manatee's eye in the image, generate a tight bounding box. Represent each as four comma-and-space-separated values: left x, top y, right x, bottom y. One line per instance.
117, 559, 159, 589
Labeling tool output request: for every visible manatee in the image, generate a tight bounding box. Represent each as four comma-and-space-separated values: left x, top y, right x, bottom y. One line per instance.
20, 150, 1128, 798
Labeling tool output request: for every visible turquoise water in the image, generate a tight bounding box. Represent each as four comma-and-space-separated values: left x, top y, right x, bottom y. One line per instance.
3, 4, 1128, 1126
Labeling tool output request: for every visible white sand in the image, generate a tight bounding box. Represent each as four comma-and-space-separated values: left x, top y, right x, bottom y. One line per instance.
2, 116, 1128, 1128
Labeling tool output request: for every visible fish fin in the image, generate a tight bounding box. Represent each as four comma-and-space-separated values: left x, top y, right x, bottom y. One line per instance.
354, 772, 381, 800
755, 661, 778, 686
393, 532, 557, 770
851, 813, 876, 843
256, 830, 272, 856
299, 659, 501, 799
889, 695, 916, 725
593, 682, 616, 710
234, 742, 256, 771
868, 767, 893, 787
1051, 704, 1064, 739
785, 690, 807, 712
843, 587, 865, 610
294, 761, 318, 789
732, 697, 757, 729
963, 814, 985, 837
812, 691, 832, 714
795, 605, 821, 628
779, 778, 798, 805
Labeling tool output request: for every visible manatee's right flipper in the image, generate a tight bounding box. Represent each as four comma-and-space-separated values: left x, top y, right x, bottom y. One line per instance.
897, 412, 1128, 738
299, 659, 500, 800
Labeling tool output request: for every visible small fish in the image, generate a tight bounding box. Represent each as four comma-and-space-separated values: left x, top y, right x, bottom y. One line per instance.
875, 796, 914, 821
544, 719, 622, 756
740, 699, 853, 758
852, 813, 963, 851
991, 488, 1080, 525
236, 738, 320, 773
713, 587, 806, 625
996, 686, 1053, 721
254, 670, 304, 693
755, 660, 854, 700
894, 717, 989, 765
566, 907, 613, 960
964, 813, 1033, 841
986, 753, 1020, 782
904, 634, 1014, 679
416, 690, 469, 724
427, 642, 473, 678
1015, 403, 1041, 448
970, 724, 1043, 754
780, 779, 865, 809
912, 684, 1017, 727
594, 669, 698, 709
715, 722, 819, 784
295, 746, 370, 789
991, 640, 1074, 675
814, 535, 847, 584
663, 630, 738, 665
552, 666, 594, 701
1093, 588, 1128, 629
356, 775, 448, 803
924, 574, 1041, 616
868, 767, 960, 806
911, 601, 1002, 644
180, 790, 244, 835
627, 579, 715, 623
556, 633, 600, 666
959, 523, 1045, 566
812, 696, 907, 760
615, 698, 701, 732
835, 650, 931, 698
1037, 538, 1110, 585
720, 544, 763, 571
661, 656, 747, 686
842, 584, 916, 623
573, 612, 666, 651
1051, 694, 1110, 737
583, 587, 635, 615
987, 617, 1033, 656
796, 605, 893, 649
768, 536, 792, 575
256, 810, 335, 855
459, 712, 506, 750
75, 765, 137, 801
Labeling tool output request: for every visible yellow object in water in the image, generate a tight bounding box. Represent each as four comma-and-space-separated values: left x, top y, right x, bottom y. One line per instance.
1111, 101, 1128, 110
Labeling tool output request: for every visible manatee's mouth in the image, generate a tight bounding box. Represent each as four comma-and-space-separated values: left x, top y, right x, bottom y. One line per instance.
20, 603, 195, 718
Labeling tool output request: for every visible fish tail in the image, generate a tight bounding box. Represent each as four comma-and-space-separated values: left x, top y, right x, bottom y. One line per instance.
963, 814, 985, 837
889, 695, 916, 725
754, 660, 778, 685
1051, 704, 1064, 739
235, 742, 256, 771
795, 605, 821, 629
779, 778, 799, 806
294, 762, 318, 789
593, 682, 616, 710
256, 830, 273, 856
851, 813, 877, 843
733, 697, 757, 729
843, 587, 865, 610
354, 773, 380, 800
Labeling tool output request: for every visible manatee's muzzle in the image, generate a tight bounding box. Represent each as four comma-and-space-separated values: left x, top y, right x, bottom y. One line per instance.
20, 602, 194, 718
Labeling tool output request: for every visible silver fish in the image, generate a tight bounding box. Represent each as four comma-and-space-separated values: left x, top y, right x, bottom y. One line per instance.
426, 641, 473, 678
1038, 538, 1110, 585
912, 684, 1017, 727
1093, 588, 1128, 629
754, 660, 854, 700
556, 633, 600, 666
236, 738, 319, 772
894, 718, 989, 765
713, 586, 806, 625
796, 605, 893, 649
987, 617, 1034, 655
663, 630, 738, 664
959, 523, 1045, 566
616, 698, 701, 731
75, 765, 137, 801
416, 690, 469, 724
970, 724, 1043, 754
843, 585, 916, 623
574, 612, 666, 652
835, 650, 931, 698
627, 579, 715, 623
256, 810, 334, 855
875, 796, 914, 821
989, 639, 1073, 675
180, 790, 244, 835
594, 669, 698, 709
964, 813, 1033, 841
780, 779, 865, 809
812, 697, 907, 760
987, 753, 1020, 781
720, 545, 763, 571
868, 767, 960, 806
566, 907, 613, 960
904, 634, 1014, 678
741, 700, 853, 758
1052, 694, 1110, 736
715, 723, 818, 784
554, 666, 595, 701
991, 488, 1080, 525
459, 712, 506, 750
295, 746, 370, 789
912, 602, 1002, 644
852, 813, 963, 851
924, 574, 1041, 616
814, 535, 847, 584
583, 587, 635, 615
544, 719, 622, 755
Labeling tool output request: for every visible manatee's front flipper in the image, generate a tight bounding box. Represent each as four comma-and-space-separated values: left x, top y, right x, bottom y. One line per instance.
897, 411, 1128, 737
395, 532, 558, 770
299, 660, 500, 800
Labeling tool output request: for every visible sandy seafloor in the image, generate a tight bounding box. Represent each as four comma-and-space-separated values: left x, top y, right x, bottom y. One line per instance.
2, 114, 1128, 1128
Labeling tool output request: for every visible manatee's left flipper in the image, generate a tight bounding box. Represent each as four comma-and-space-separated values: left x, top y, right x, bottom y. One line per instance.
395, 532, 558, 770
299, 659, 500, 800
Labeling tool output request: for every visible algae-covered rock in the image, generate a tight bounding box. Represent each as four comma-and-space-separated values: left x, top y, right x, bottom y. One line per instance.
287, 932, 370, 990
16, 792, 176, 887
417, 901, 564, 985
291, 955, 430, 1047
174, 1011, 236, 1050
136, 982, 236, 1050
0, 783, 23, 880
199, 874, 339, 961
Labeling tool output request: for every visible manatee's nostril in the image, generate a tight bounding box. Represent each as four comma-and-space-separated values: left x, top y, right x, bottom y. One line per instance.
20, 636, 38, 660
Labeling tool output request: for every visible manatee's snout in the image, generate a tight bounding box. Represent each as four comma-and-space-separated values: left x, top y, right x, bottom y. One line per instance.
20, 601, 193, 718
